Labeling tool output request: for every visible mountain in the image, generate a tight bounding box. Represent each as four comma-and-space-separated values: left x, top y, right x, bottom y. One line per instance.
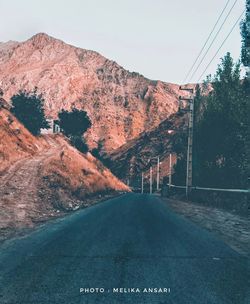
0, 102, 129, 241
0, 33, 183, 153
107, 111, 188, 189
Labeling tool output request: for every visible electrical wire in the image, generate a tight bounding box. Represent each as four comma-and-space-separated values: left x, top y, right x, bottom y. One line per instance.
189, 0, 239, 82
183, 0, 231, 83
197, 10, 245, 82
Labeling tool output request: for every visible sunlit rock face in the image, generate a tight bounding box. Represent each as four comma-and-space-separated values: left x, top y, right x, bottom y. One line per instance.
0, 33, 182, 153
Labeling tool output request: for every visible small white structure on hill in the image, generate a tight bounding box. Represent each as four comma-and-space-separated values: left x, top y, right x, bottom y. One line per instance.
41, 119, 61, 134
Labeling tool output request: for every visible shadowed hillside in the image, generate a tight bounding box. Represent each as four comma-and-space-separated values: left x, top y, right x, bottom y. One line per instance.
108, 112, 188, 188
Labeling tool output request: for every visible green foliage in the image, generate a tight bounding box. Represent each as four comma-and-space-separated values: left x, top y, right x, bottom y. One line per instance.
171, 129, 188, 186
240, 1, 250, 67
173, 53, 249, 188
70, 135, 89, 154
91, 141, 112, 168
11, 91, 49, 135
58, 108, 92, 137
58, 108, 92, 154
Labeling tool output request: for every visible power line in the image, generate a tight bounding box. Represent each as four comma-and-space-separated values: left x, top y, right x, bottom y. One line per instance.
183, 0, 231, 83
197, 10, 245, 82
189, 0, 239, 82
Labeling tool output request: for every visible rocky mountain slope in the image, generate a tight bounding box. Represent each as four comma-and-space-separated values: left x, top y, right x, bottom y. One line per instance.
107, 111, 188, 189
0, 33, 183, 153
0, 104, 129, 241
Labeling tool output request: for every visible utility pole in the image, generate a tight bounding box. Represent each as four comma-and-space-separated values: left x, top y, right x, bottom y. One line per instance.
127, 161, 133, 188
169, 153, 172, 188
156, 156, 160, 191
179, 87, 195, 198
150, 166, 153, 194
141, 172, 144, 194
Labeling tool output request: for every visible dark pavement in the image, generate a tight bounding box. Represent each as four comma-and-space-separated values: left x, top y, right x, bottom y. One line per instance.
0, 193, 249, 304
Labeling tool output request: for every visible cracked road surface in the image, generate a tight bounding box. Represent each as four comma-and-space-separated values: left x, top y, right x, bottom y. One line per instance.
0, 193, 249, 304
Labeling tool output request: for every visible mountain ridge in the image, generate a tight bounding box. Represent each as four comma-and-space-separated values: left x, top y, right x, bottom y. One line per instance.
0, 33, 183, 152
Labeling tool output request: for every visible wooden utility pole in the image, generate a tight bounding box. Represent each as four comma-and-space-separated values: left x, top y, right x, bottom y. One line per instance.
179, 87, 195, 198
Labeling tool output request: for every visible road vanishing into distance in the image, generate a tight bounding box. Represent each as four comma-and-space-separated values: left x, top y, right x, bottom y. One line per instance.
0, 193, 249, 304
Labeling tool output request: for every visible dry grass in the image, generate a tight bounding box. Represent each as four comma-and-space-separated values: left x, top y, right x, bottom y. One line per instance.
0, 108, 47, 174
40, 135, 129, 210
0, 108, 129, 241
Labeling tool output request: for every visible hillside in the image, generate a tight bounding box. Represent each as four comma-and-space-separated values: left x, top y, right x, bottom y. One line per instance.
108, 111, 188, 188
0, 105, 129, 241
0, 100, 47, 174
0, 33, 183, 153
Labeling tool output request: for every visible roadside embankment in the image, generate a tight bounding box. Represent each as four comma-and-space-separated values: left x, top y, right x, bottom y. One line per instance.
162, 197, 250, 257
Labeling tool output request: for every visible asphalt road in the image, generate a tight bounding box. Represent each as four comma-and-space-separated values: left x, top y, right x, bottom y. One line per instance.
0, 193, 249, 304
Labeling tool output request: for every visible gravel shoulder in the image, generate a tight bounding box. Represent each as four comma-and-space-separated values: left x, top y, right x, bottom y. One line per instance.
162, 197, 250, 257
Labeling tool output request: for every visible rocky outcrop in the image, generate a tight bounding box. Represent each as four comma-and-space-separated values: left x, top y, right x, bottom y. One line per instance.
0, 33, 182, 153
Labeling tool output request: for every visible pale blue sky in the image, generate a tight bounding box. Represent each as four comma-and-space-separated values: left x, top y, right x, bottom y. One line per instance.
0, 0, 245, 83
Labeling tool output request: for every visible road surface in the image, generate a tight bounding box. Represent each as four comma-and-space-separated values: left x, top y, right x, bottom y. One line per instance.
0, 194, 249, 304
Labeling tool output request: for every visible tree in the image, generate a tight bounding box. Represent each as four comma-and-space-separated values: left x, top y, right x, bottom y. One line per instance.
11, 91, 49, 135
240, 1, 250, 184
240, 0, 250, 78
58, 108, 91, 137
173, 53, 248, 188
58, 108, 92, 153
91, 141, 112, 168
171, 129, 188, 186
194, 53, 247, 188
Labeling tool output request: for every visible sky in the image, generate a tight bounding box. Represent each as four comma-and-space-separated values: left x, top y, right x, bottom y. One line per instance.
0, 0, 246, 84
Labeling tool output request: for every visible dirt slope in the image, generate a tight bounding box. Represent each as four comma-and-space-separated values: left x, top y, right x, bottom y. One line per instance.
0, 107, 129, 241
0, 106, 47, 174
